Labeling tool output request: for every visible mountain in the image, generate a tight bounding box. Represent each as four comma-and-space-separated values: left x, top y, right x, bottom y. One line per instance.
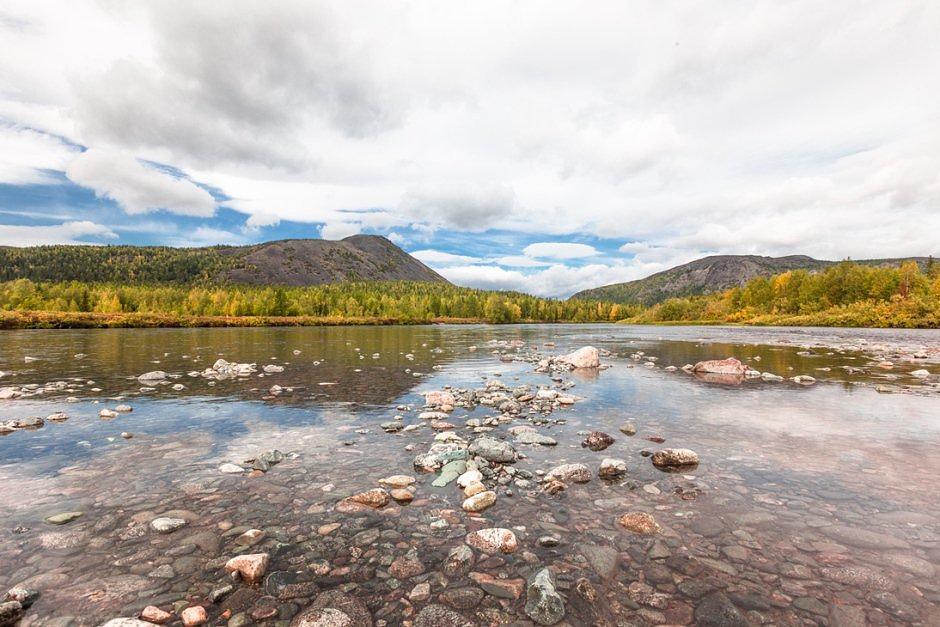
571, 254, 932, 305
0, 235, 449, 286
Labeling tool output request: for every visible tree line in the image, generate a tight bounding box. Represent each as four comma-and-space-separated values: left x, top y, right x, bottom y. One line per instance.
630, 259, 940, 327
0, 279, 635, 324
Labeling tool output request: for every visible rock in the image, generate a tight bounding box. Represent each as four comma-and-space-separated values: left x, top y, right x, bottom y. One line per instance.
466, 528, 518, 554
342, 488, 389, 509
12, 416, 44, 429
691, 358, 746, 375
462, 491, 496, 513
224, 553, 269, 584
791, 375, 816, 385
263, 364, 284, 373
440, 587, 484, 610
558, 346, 601, 369
115, 404, 133, 413
413, 604, 474, 627
0, 601, 22, 626
581, 543, 619, 578
617, 512, 661, 535
651, 448, 699, 468
381, 421, 403, 432
46, 412, 69, 422
180, 605, 208, 627
468, 437, 516, 463
99, 409, 118, 418
409, 582, 431, 602
456, 469, 483, 488
389, 549, 425, 579
514, 431, 557, 446
219, 463, 245, 474
424, 390, 456, 406
828, 604, 868, 627
598, 458, 627, 478
45, 511, 83, 525
4, 587, 39, 609
821, 525, 909, 549
469, 572, 524, 599
432, 460, 467, 487
235, 529, 265, 546
544, 463, 591, 483
694, 593, 748, 627
140, 606, 172, 624
443, 544, 474, 576
581, 431, 615, 451
138, 371, 167, 382
98, 620, 154, 627
390, 488, 413, 503
290, 590, 373, 627
619, 422, 637, 435
378, 475, 415, 488
911, 369, 930, 378
525, 568, 565, 625
150, 517, 187, 534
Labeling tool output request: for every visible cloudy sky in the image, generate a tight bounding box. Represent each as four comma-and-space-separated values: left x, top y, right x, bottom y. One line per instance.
1, 1, 938, 297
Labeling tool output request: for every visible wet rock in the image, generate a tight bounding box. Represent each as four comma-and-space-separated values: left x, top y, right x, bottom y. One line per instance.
140, 606, 172, 624
692, 358, 746, 375
413, 604, 474, 627
514, 431, 557, 446
235, 529, 265, 546
525, 568, 565, 625
828, 604, 868, 627
180, 606, 207, 627
558, 346, 601, 369
390, 488, 413, 503
581, 431, 615, 451
150, 517, 187, 534
462, 491, 496, 513
225, 553, 270, 584
617, 512, 661, 535
544, 463, 591, 483
469, 572, 524, 599
338, 488, 389, 511
821, 525, 909, 549
456, 469, 483, 488
378, 475, 415, 488
694, 592, 748, 627
791, 375, 816, 385
290, 590, 373, 627
98, 619, 153, 627
443, 544, 474, 576
45, 511, 83, 525
619, 422, 637, 435
820, 566, 895, 591
581, 543, 619, 578
432, 460, 467, 487
651, 448, 699, 468
440, 587, 484, 610
389, 549, 425, 579
466, 528, 518, 554
424, 390, 456, 406
0, 601, 22, 627
598, 458, 626, 478
138, 371, 168, 382
4, 587, 39, 609
219, 463, 245, 474
468, 437, 516, 463
409, 582, 431, 602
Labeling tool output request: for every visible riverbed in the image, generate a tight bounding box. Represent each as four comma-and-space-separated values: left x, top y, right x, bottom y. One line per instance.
1, 324, 939, 626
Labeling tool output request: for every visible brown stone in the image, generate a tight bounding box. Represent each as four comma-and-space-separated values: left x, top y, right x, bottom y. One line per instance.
224, 553, 270, 584
618, 512, 662, 535
180, 605, 207, 627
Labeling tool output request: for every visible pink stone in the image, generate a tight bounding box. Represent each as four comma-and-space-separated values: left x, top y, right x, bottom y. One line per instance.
224, 553, 270, 584
180, 606, 207, 627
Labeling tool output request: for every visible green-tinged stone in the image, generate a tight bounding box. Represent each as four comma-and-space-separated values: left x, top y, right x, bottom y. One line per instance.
45, 511, 83, 525
432, 460, 467, 487
438, 449, 468, 463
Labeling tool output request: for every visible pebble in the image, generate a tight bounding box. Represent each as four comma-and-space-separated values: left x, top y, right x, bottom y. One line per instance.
617, 511, 662, 535
224, 553, 269, 584
150, 517, 188, 534
466, 528, 518, 554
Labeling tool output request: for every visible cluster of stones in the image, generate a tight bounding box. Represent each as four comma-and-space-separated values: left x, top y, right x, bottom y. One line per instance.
218, 449, 287, 476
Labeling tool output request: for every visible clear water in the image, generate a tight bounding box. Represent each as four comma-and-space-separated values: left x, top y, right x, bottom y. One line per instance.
1, 325, 938, 625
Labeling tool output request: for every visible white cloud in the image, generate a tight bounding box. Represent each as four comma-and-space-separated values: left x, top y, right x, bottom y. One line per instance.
320, 221, 361, 240
2, 1, 940, 290
65, 149, 217, 216
410, 249, 482, 265
523, 242, 598, 260
0, 220, 116, 246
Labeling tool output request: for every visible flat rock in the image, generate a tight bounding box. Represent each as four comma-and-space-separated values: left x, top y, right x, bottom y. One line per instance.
544, 463, 591, 483
651, 448, 699, 468
466, 528, 518, 554
617, 512, 661, 535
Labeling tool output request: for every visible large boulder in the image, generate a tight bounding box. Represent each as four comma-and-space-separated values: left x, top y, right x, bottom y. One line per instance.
691, 358, 746, 375
557, 347, 600, 369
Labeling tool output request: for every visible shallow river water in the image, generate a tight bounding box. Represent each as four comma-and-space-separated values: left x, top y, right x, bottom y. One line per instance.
1, 324, 939, 626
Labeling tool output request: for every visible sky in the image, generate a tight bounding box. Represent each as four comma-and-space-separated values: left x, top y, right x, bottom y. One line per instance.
1, 1, 939, 298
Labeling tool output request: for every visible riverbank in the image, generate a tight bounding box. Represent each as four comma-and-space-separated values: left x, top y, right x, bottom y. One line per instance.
0, 310, 490, 329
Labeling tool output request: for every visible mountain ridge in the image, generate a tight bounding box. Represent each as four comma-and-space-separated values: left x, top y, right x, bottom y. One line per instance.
0, 234, 449, 286
571, 254, 933, 305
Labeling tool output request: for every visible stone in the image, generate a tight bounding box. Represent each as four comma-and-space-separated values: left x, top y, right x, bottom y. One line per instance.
340, 488, 389, 509
150, 517, 187, 534
0, 601, 22, 627
389, 549, 425, 579
463, 481, 486, 497
525, 568, 565, 625
390, 488, 413, 503
440, 587, 484, 610
466, 528, 518, 554
514, 431, 557, 446
432, 460, 467, 487
290, 590, 373, 627
99, 409, 118, 418
224, 553, 269, 584
140, 606, 172, 624
181, 605, 208, 627
581, 543, 619, 578
219, 463, 245, 474
582, 431, 615, 451
45, 511, 83, 525
98, 620, 153, 627
414, 604, 474, 627
377, 475, 415, 488
462, 491, 496, 513
821, 525, 909, 549
468, 437, 516, 463
469, 572, 524, 599
651, 448, 699, 468
619, 422, 637, 435
409, 582, 431, 602
694, 592, 748, 627
618, 512, 661, 535
456, 469, 483, 488
138, 371, 168, 381
4, 587, 39, 609
598, 458, 627, 478
424, 390, 456, 406
235, 529, 265, 546
544, 463, 591, 483
691, 358, 746, 375
558, 346, 601, 369
443, 544, 474, 576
